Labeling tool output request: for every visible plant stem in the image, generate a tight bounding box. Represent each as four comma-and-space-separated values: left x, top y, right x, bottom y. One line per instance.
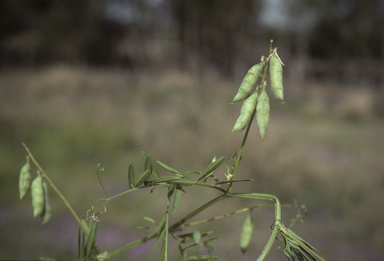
229, 192, 281, 261
106, 232, 159, 260
257, 220, 280, 261
22, 143, 89, 234
193, 182, 227, 193
181, 203, 290, 228
231, 108, 256, 179
169, 194, 229, 231
106, 194, 229, 260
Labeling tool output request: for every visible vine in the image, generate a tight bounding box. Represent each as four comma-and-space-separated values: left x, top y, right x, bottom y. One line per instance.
18, 40, 325, 261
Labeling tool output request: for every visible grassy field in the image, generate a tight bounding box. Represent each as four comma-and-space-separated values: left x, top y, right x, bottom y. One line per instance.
1, 66, 383, 260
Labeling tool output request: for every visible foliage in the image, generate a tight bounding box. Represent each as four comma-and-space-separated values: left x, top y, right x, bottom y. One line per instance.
18, 41, 324, 261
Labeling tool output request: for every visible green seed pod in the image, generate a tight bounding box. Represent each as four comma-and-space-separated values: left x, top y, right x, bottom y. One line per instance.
232, 92, 258, 132
240, 213, 254, 253
31, 175, 45, 217
19, 156, 31, 200
40, 181, 52, 225
269, 51, 284, 101
256, 89, 270, 140
233, 62, 263, 103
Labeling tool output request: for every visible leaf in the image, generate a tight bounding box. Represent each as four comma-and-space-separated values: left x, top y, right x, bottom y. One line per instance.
144, 217, 156, 224
178, 230, 214, 244
153, 225, 166, 250
159, 238, 167, 261
160, 209, 170, 261
183, 238, 219, 253
167, 184, 175, 201
215, 179, 253, 185
151, 176, 180, 184
128, 163, 135, 189
289, 242, 316, 261
169, 179, 195, 186
203, 174, 220, 183
172, 185, 182, 214
154, 214, 167, 234
142, 151, 149, 160
185, 255, 219, 260
81, 230, 85, 259
193, 231, 201, 244
155, 201, 170, 258
86, 220, 98, 256
256, 89, 270, 140
286, 228, 319, 253
144, 156, 152, 172
77, 226, 81, 259
240, 213, 254, 253
196, 156, 226, 181
154, 213, 169, 251
151, 163, 161, 179
186, 170, 200, 175
134, 169, 151, 187
157, 161, 181, 175
145, 155, 160, 179
225, 164, 230, 173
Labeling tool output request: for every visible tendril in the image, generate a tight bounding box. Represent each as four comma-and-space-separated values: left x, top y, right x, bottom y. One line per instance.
96, 163, 109, 198
289, 199, 307, 229
81, 198, 109, 223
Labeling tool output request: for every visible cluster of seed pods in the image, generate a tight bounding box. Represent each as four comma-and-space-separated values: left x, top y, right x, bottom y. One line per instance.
232, 48, 284, 140
19, 157, 52, 224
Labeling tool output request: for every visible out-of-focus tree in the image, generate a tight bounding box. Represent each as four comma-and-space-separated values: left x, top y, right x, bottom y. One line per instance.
168, 0, 262, 78
0, 0, 125, 67
304, 0, 384, 59
301, 0, 384, 85
260, 0, 384, 85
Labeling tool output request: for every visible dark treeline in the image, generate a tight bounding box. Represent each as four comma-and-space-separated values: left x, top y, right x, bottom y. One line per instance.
0, 0, 383, 84
0, 0, 125, 66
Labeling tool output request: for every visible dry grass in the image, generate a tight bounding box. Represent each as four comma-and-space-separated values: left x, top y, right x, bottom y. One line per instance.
1, 66, 384, 260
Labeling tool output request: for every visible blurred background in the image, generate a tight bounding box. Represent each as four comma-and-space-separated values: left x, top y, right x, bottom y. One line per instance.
1, 0, 384, 260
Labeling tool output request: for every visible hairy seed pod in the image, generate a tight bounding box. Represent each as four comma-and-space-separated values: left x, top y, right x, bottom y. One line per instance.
19, 157, 31, 200
31, 175, 45, 217
40, 181, 52, 225
269, 51, 284, 101
232, 92, 258, 132
256, 89, 270, 140
240, 213, 254, 253
233, 62, 263, 103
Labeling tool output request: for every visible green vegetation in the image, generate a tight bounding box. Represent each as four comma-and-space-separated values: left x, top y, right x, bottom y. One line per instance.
2, 55, 384, 260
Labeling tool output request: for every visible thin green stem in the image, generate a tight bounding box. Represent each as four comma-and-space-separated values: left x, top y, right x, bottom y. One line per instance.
96, 163, 109, 198
193, 182, 227, 193
22, 143, 89, 234
106, 194, 229, 260
105, 191, 285, 261
181, 203, 290, 228
229, 192, 281, 261
257, 220, 280, 261
169, 194, 229, 231
106, 232, 159, 260
231, 108, 255, 179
